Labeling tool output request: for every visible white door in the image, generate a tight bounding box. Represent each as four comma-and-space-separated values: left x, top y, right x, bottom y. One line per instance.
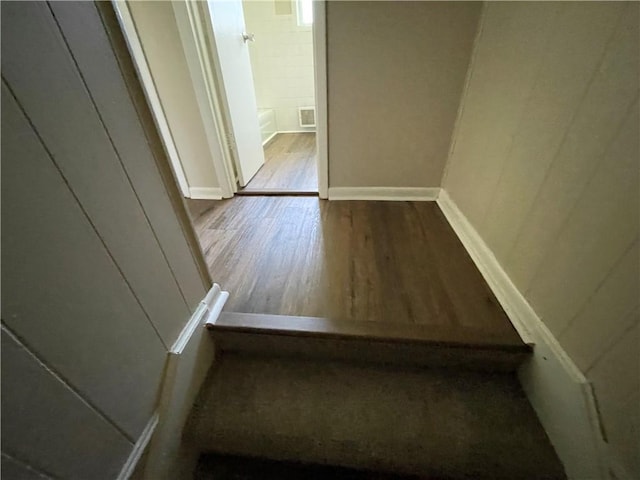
205, 0, 264, 187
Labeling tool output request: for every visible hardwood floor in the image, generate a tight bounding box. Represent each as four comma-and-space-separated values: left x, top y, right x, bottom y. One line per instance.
193, 197, 521, 344
241, 133, 317, 192
185, 198, 217, 221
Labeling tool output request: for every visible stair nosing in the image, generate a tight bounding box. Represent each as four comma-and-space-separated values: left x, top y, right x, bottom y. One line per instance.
208, 312, 531, 353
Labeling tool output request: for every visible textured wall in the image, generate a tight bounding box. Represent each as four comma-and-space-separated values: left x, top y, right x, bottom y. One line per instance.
443, 2, 639, 476
243, 0, 316, 132
1, 2, 207, 476
327, 1, 481, 188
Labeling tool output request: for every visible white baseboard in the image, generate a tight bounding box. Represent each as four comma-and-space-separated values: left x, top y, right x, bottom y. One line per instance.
277, 129, 316, 134
328, 187, 440, 202
141, 284, 228, 480
519, 329, 608, 480
436, 190, 534, 344
262, 131, 278, 146
188, 187, 223, 200
437, 189, 608, 480
117, 412, 159, 480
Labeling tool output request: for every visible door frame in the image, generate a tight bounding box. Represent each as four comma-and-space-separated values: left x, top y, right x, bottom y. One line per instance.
312, 0, 329, 199
175, 0, 329, 198
172, 0, 237, 198
113, 0, 193, 198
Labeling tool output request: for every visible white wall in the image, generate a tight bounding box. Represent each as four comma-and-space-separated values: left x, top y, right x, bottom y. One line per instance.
442, 2, 639, 477
243, 0, 315, 132
1, 2, 208, 476
326, 1, 481, 189
128, 1, 221, 195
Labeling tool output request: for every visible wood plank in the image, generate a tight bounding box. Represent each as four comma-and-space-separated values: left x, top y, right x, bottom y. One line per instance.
212, 330, 529, 372
416, 204, 510, 329
1, 81, 166, 438
212, 312, 527, 349
242, 133, 318, 192
196, 197, 521, 345
50, 1, 208, 312
1, 328, 132, 479
1, 1, 189, 346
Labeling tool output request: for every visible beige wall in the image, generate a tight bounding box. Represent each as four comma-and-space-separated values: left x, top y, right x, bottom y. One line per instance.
1, 2, 207, 476
327, 1, 481, 188
129, 1, 220, 192
442, 2, 639, 476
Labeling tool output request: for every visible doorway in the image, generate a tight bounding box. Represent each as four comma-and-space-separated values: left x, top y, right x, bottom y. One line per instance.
115, 0, 328, 200
239, 0, 318, 194
187, 0, 328, 198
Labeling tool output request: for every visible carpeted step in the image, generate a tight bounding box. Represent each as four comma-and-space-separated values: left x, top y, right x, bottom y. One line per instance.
194, 453, 425, 480
186, 354, 565, 480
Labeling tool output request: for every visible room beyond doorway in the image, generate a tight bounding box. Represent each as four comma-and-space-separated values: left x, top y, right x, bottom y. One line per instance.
239, 133, 317, 194
237, 0, 319, 195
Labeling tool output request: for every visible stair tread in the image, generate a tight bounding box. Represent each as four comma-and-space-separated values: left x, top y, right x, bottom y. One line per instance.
187, 355, 566, 480
209, 312, 530, 352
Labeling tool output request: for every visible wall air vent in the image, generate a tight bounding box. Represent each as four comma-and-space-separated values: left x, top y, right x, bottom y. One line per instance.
298, 106, 316, 128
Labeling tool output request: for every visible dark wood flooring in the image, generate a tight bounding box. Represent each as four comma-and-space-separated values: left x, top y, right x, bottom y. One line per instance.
241, 133, 317, 192
193, 197, 521, 345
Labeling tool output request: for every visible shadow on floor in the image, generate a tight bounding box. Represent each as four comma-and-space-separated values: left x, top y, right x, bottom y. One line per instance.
194, 453, 427, 480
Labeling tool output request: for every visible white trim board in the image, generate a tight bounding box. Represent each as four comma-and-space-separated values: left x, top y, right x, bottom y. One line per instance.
141, 284, 228, 480
117, 412, 159, 480
277, 130, 316, 134
436, 190, 534, 344
262, 131, 278, 147
328, 187, 440, 201
172, 1, 236, 199
188, 187, 223, 200
436, 189, 608, 480
312, 0, 328, 199
261, 130, 315, 146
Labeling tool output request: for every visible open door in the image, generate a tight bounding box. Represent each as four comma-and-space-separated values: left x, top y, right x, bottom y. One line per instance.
204, 0, 265, 187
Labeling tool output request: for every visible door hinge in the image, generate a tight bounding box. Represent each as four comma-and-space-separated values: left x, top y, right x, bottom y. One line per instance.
225, 132, 236, 152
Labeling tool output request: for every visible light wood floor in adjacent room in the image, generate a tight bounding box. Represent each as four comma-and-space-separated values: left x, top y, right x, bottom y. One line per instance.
241, 133, 317, 192
193, 197, 521, 343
